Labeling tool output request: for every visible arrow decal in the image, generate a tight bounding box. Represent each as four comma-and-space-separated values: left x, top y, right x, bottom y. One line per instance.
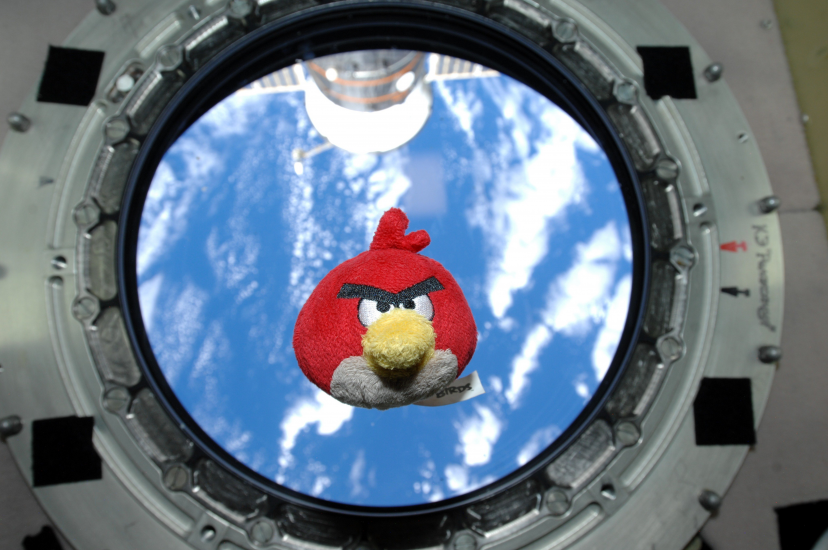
721, 287, 750, 297
721, 241, 747, 252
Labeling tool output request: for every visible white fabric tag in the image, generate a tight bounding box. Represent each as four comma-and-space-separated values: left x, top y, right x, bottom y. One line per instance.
414, 371, 485, 407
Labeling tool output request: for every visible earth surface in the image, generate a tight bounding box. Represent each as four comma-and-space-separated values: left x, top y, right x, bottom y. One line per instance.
137, 55, 633, 507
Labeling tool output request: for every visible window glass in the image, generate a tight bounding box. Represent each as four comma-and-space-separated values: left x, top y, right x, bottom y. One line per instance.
137, 52, 633, 507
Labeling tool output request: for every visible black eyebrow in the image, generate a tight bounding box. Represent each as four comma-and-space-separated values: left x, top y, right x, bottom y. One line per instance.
337, 277, 444, 303
396, 277, 444, 300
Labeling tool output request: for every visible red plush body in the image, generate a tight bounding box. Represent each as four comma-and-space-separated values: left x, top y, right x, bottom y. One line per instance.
293, 208, 477, 408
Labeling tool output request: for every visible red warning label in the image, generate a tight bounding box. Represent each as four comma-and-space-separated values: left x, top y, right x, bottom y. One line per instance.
720, 241, 747, 252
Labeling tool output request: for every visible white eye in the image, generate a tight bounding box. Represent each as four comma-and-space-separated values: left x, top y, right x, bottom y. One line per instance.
401, 294, 434, 321
358, 299, 393, 327
356, 295, 435, 326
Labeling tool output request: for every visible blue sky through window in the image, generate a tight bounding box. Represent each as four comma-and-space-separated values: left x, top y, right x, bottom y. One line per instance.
137, 56, 632, 507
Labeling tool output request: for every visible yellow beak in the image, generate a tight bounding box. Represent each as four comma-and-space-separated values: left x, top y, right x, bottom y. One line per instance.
362, 308, 435, 379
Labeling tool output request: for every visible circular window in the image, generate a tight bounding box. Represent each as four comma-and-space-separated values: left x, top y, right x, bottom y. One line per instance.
135, 51, 635, 507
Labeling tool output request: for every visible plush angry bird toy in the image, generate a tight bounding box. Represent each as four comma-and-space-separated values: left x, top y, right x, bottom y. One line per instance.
293, 208, 477, 410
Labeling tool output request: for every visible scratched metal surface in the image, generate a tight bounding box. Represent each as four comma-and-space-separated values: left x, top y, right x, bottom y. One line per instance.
0, 1, 823, 550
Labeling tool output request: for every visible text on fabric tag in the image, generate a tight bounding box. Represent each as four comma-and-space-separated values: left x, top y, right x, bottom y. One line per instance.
414, 371, 485, 407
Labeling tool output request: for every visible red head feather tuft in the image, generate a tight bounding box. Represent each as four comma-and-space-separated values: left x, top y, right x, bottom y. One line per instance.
370, 208, 431, 253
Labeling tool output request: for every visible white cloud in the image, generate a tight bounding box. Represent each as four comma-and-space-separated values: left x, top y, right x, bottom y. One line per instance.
414, 459, 445, 502
137, 136, 222, 278
137, 273, 164, 333
350, 450, 367, 498
185, 321, 257, 463
137, 93, 270, 281
504, 324, 552, 407
591, 275, 632, 380
505, 222, 626, 408
359, 150, 412, 246
205, 418, 254, 463
285, 148, 411, 310
488, 376, 503, 395
454, 405, 503, 467
543, 222, 621, 336
311, 476, 332, 497
152, 282, 208, 386
444, 464, 496, 496
434, 80, 482, 143
284, 169, 337, 309
275, 388, 353, 484
190, 339, 255, 466
236, 280, 259, 304
206, 219, 260, 294
516, 424, 561, 466
200, 92, 269, 137
225, 430, 252, 453
464, 77, 597, 320
622, 225, 633, 263
343, 152, 379, 181
573, 373, 591, 400
191, 320, 229, 381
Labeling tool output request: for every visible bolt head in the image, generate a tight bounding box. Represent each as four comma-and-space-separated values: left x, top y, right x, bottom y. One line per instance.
615, 421, 640, 446
229, 0, 253, 18
96, 0, 116, 15
600, 483, 616, 500
758, 195, 781, 214
613, 81, 638, 105
704, 62, 723, 82
157, 46, 183, 70
73, 202, 100, 227
51, 256, 67, 270
659, 336, 683, 362
116, 74, 135, 93
655, 157, 680, 180
553, 19, 577, 43
546, 489, 570, 516
201, 526, 217, 542
72, 296, 99, 321
250, 521, 275, 544
0, 415, 23, 439
164, 464, 189, 490
670, 244, 696, 271
699, 489, 722, 512
103, 387, 130, 412
7, 112, 31, 132
105, 117, 130, 142
758, 345, 782, 364
454, 533, 477, 550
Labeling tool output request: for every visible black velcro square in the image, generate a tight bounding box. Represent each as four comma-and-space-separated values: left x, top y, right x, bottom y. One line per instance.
776, 500, 828, 550
23, 526, 63, 550
32, 416, 101, 486
693, 378, 756, 446
637, 46, 697, 100
37, 46, 105, 106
